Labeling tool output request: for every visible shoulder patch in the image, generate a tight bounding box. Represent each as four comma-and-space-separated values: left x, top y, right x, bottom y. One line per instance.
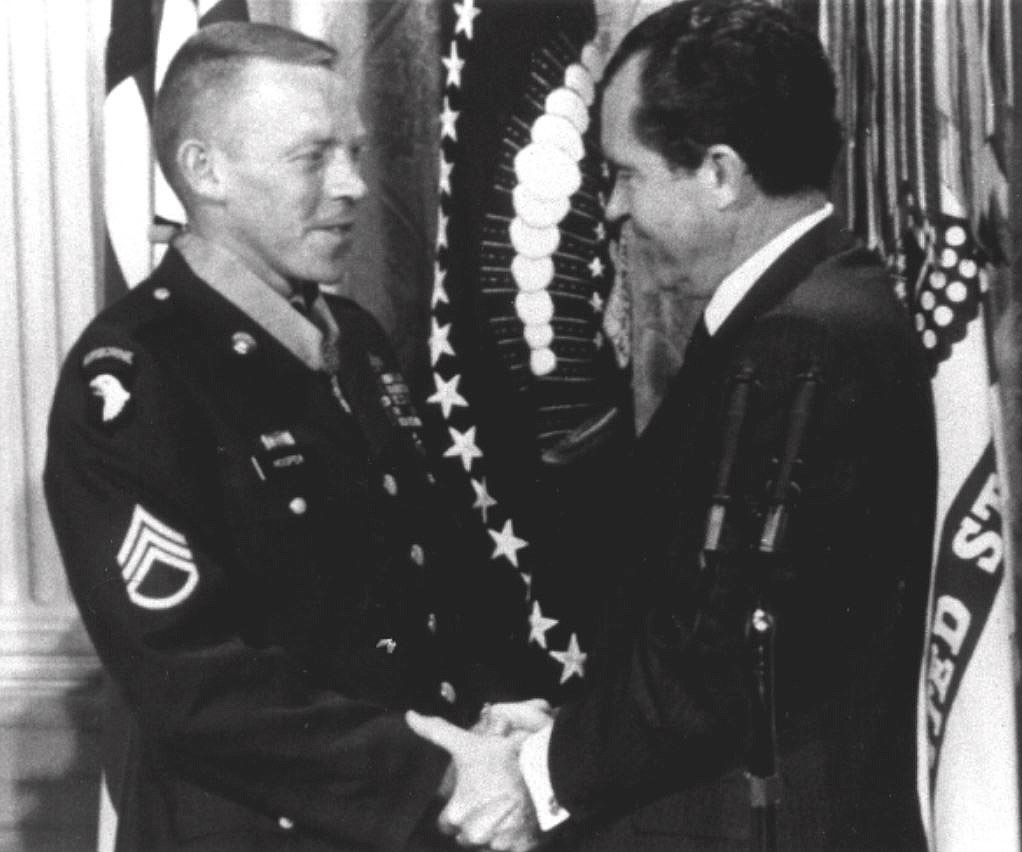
89, 374, 131, 424
81, 346, 137, 428
117, 505, 199, 610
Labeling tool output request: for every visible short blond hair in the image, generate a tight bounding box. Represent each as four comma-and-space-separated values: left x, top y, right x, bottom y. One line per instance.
152, 22, 339, 201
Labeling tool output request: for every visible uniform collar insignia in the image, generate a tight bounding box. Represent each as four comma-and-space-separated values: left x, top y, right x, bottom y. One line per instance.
175, 232, 340, 373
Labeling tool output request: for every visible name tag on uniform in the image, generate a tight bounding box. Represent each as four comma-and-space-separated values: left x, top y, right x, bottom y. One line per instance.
251, 431, 307, 483
260, 430, 296, 450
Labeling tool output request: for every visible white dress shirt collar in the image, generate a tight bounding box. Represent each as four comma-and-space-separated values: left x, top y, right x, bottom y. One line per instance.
704, 202, 834, 335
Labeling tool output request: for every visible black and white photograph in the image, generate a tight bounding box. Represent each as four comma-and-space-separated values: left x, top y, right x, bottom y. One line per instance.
0, 1, 1020, 850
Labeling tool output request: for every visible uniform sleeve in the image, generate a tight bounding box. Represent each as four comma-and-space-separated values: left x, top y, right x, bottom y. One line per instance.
43, 329, 448, 851
546, 312, 891, 818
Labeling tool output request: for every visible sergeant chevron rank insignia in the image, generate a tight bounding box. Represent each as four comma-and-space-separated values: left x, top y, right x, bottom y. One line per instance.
117, 505, 199, 610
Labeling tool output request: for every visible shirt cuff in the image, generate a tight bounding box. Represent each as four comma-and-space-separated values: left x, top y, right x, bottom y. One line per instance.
519, 721, 570, 831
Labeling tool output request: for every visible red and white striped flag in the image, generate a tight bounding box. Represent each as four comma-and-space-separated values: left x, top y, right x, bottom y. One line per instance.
103, 0, 249, 301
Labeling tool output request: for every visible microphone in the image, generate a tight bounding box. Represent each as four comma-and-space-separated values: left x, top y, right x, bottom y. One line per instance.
702, 362, 757, 562
759, 363, 823, 554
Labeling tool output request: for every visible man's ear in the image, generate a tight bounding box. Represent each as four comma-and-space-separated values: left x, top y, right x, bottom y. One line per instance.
699, 144, 749, 210
177, 139, 226, 203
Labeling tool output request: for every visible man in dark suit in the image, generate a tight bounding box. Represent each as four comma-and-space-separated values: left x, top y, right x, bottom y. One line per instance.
406, 2, 937, 850
43, 22, 527, 852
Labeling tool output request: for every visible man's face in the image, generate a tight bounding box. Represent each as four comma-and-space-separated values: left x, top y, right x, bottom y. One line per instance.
600, 56, 722, 296
211, 60, 366, 287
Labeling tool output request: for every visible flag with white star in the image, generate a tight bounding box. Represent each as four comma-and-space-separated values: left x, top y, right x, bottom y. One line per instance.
820, 1, 1019, 846
425, 0, 631, 700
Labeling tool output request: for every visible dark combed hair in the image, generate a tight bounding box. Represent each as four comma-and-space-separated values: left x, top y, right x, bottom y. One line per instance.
603, 0, 842, 195
152, 22, 339, 200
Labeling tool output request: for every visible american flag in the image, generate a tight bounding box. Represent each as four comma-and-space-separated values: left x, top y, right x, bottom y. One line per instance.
103, 0, 249, 301
911, 2, 1019, 845
820, 0, 1019, 848
911, 196, 1018, 852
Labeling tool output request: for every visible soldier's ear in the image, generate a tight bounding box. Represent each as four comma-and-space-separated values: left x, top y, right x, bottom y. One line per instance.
700, 144, 748, 210
177, 139, 226, 203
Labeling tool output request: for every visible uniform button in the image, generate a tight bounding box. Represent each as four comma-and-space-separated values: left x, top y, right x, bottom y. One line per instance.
409, 544, 425, 566
232, 331, 257, 355
153, 287, 171, 301
426, 612, 438, 634
288, 497, 307, 515
439, 681, 457, 704
278, 816, 294, 831
382, 473, 399, 496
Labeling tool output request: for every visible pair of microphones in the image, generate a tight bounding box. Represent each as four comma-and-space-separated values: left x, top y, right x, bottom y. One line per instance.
701, 360, 823, 562
696, 357, 823, 846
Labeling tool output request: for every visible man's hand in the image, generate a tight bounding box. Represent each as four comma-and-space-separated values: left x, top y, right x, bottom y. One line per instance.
406, 711, 541, 851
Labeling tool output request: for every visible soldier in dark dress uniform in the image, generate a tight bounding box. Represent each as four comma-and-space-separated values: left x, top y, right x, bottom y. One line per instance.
43, 22, 519, 852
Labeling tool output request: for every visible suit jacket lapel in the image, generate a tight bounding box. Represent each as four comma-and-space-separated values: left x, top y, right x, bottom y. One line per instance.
712, 217, 852, 352
636, 218, 856, 505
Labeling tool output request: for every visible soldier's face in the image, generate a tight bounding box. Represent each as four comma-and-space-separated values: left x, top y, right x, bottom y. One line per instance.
600, 56, 722, 297
212, 60, 366, 287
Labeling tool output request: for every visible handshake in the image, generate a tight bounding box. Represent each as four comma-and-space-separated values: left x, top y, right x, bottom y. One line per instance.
406, 699, 557, 851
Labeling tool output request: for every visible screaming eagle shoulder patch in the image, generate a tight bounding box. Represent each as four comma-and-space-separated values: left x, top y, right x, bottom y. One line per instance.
82, 346, 135, 427
117, 505, 199, 610
89, 374, 131, 423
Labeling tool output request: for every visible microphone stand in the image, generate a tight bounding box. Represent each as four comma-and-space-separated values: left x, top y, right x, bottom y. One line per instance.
746, 365, 821, 852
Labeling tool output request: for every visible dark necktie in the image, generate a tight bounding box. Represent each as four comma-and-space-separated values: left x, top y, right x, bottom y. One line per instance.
288, 280, 320, 316
286, 280, 342, 378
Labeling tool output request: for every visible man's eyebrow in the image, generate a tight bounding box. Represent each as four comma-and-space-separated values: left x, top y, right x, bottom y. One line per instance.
285, 135, 330, 153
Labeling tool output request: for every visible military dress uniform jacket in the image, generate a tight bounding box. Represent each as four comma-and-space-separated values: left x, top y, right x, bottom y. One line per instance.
44, 244, 475, 852
545, 219, 937, 851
